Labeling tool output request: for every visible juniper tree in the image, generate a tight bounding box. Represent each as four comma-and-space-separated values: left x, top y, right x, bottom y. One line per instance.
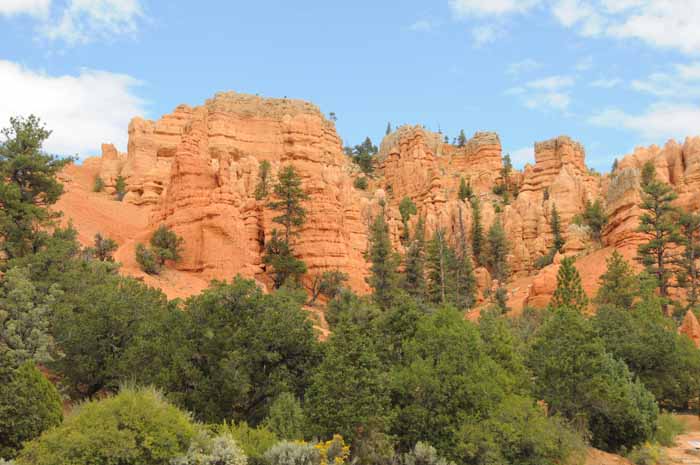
114, 175, 127, 201
386, 122, 392, 135
635, 161, 681, 303
550, 257, 588, 312
580, 199, 608, 243
456, 205, 477, 309
92, 233, 118, 262
403, 215, 427, 300
367, 203, 399, 309
501, 154, 513, 192
595, 251, 637, 309
0, 116, 72, 259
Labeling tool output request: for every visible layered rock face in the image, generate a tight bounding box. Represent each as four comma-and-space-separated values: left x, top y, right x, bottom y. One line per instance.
679, 311, 700, 348
89, 92, 370, 292
58, 91, 700, 316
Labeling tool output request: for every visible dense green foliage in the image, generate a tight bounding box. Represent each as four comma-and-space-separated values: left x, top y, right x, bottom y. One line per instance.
3, 117, 699, 465
115, 175, 127, 201
17, 387, 196, 465
346, 137, 377, 175
0, 360, 62, 459
254, 160, 271, 200
136, 225, 183, 274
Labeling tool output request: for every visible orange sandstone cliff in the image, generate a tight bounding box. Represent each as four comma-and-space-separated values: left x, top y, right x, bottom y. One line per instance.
55, 91, 700, 312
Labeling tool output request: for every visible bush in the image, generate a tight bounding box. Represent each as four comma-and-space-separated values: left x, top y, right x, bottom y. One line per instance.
93, 176, 104, 192
136, 242, 161, 274
653, 413, 685, 447
0, 361, 63, 460
264, 441, 319, 465
17, 386, 197, 465
115, 175, 127, 201
172, 432, 247, 465
354, 176, 368, 190
219, 422, 278, 465
150, 225, 184, 266
401, 442, 454, 465
264, 392, 306, 440
626, 443, 667, 465
534, 250, 555, 269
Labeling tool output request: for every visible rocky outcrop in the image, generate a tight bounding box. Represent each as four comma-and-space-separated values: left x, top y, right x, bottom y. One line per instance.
679, 310, 700, 348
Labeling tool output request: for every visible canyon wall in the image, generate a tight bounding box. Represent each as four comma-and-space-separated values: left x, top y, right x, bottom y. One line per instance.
56, 91, 700, 314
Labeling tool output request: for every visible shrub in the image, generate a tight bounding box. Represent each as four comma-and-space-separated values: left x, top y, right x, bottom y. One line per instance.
264, 441, 319, 465
401, 442, 454, 465
93, 176, 104, 192
626, 443, 667, 465
264, 392, 306, 440
354, 176, 368, 190
218, 422, 278, 465
653, 413, 685, 447
115, 175, 127, 201
172, 432, 247, 465
0, 361, 63, 460
534, 250, 555, 269
315, 435, 349, 465
17, 386, 196, 465
136, 243, 161, 274
150, 225, 184, 266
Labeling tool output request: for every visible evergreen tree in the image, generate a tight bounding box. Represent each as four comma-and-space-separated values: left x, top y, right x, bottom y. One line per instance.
264, 392, 306, 440
677, 212, 700, 310
550, 257, 588, 312
457, 129, 467, 147
305, 322, 389, 443
385, 122, 392, 135
595, 251, 637, 309
426, 228, 458, 305
551, 204, 564, 253
398, 196, 417, 244
636, 161, 681, 303
264, 165, 309, 288
150, 225, 184, 267
470, 196, 484, 266
308, 270, 349, 305
403, 216, 427, 300
485, 220, 509, 283
0, 116, 72, 259
580, 199, 608, 242
455, 205, 477, 309
367, 203, 398, 309
254, 160, 271, 200
351, 137, 377, 175
611, 158, 618, 173
114, 175, 127, 201
458, 177, 473, 202
501, 154, 512, 192
92, 233, 118, 262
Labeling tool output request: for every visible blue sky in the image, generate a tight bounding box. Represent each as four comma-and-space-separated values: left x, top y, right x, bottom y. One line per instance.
2, 0, 700, 171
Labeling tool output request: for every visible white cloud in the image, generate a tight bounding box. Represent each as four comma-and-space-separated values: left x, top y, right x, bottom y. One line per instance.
631, 62, 700, 99
590, 77, 622, 88
471, 23, 501, 46
409, 19, 433, 32
509, 146, 535, 167
0, 60, 146, 156
589, 103, 700, 141
525, 92, 571, 110
0, 0, 51, 17
526, 75, 575, 90
43, 0, 144, 44
507, 58, 540, 75
448, 0, 540, 17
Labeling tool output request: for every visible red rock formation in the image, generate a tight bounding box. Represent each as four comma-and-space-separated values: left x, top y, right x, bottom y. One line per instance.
679, 310, 700, 348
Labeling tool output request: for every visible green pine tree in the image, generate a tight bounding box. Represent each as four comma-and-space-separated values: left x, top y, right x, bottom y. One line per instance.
254, 160, 271, 200
677, 212, 700, 311
485, 219, 510, 283
501, 154, 513, 192
457, 129, 467, 147
367, 203, 399, 309
385, 122, 392, 135
581, 199, 608, 243
470, 196, 484, 266
403, 215, 427, 300
458, 177, 473, 202
398, 197, 417, 244
550, 257, 588, 312
455, 205, 477, 309
595, 250, 637, 309
551, 204, 564, 253
426, 228, 458, 305
635, 161, 681, 303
